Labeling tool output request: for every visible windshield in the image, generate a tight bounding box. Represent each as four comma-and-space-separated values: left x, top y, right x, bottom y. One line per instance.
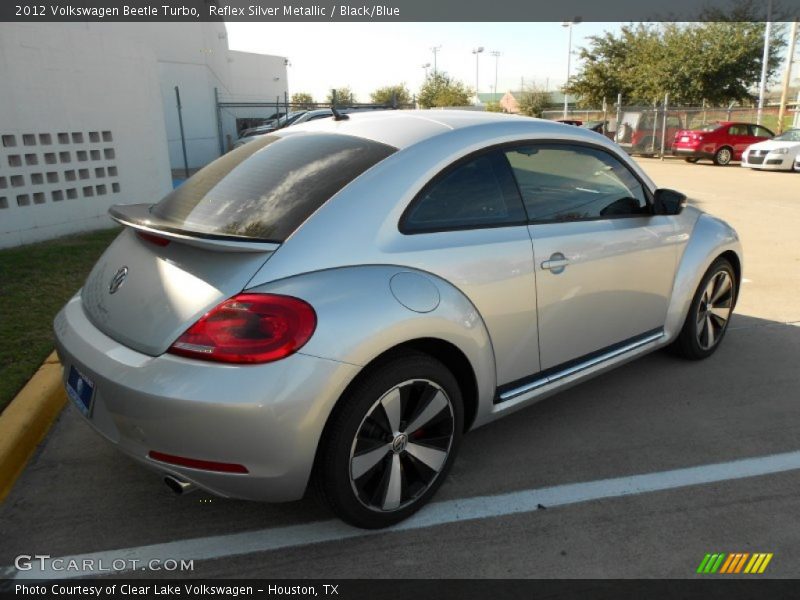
148, 133, 396, 242
774, 130, 800, 142
696, 124, 721, 132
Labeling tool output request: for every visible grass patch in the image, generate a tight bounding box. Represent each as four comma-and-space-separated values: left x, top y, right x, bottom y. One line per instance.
0, 227, 120, 412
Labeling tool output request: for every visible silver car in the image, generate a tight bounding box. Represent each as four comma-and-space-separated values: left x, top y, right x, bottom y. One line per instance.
54, 111, 742, 528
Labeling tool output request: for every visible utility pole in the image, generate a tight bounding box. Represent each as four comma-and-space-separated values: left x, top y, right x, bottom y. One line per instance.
756, 0, 773, 125
777, 19, 798, 134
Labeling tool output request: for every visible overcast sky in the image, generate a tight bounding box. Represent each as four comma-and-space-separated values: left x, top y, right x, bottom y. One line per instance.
225, 22, 622, 101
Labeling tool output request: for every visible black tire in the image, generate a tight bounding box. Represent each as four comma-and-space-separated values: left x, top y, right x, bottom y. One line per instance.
315, 351, 463, 528
672, 257, 737, 360
713, 146, 733, 166
684, 157, 699, 163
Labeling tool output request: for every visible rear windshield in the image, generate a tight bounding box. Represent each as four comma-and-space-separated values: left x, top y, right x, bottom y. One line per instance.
150, 133, 396, 242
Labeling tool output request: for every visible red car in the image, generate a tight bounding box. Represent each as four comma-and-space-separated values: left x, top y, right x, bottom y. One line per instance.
672, 122, 774, 165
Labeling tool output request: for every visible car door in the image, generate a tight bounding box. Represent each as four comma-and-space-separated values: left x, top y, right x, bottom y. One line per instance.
399, 149, 541, 386
726, 124, 751, 159
503, 142, 678, 370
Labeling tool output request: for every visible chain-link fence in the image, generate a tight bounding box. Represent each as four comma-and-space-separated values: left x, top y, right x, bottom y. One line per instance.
542, 100, 800, 158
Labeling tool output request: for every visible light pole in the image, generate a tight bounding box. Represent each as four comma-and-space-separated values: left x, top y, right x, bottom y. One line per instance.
756, 0, 773, 125
473, 46, 484, 104
430, 45, 441, 75
422, 62, 431, 79
490, 50, 501, 101
562, 18, 581, 119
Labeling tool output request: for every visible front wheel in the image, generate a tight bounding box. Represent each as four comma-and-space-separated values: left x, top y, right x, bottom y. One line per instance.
672, 258, 737, 360
713, 147, 732, 166
316, 352, 463, 528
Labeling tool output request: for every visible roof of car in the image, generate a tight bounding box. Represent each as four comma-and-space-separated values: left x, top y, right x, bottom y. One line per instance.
281, 109, 586, 149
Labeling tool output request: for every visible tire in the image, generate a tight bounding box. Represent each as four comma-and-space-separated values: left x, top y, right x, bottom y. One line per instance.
672, 257, 737, 360
315, 351, 463, 528
713, 147, 733, 166
684, 157, 699, 163
793, 160, 800, 173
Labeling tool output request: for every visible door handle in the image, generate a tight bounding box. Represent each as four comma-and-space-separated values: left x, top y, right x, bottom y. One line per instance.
541, 253, 569, 273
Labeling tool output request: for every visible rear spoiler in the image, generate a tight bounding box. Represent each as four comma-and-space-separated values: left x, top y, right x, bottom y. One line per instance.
109, 204, 280, 254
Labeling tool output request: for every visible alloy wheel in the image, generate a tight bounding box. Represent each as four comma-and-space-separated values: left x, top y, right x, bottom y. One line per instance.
696, 270, 733, 350
349, 379, 454, 512
715, 147, 732, 165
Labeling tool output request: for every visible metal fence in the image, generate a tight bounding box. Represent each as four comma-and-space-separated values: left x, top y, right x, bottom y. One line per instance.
542, 98, 800, 158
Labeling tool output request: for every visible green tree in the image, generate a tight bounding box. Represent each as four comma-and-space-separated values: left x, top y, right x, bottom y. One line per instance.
370, 84, 413, 106
565, 19, 785, 106
516, 85, 551, 117
291, 92, 314, 108
326, 87, 356, 106
485, 101, 503, 113
417, 72, 473, 108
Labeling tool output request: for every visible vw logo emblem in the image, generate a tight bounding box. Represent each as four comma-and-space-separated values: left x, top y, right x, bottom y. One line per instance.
108, 266, 128, 294
391, 433, 408, 454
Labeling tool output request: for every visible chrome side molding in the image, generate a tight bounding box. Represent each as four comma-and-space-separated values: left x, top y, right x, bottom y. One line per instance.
497, 330, 665, 403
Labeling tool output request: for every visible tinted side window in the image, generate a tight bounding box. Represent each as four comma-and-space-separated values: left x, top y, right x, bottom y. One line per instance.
150, 133, 395, 242
728, 125, 748, 136
750, 125, 773, 138
402, 150, 527, 232
504, 144, 649, 222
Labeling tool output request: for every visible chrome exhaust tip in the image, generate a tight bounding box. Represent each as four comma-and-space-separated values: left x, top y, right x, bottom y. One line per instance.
164, 475, 196, 495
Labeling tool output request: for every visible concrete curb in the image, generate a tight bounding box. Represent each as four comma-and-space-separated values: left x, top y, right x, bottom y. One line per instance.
0, 351, 65, 502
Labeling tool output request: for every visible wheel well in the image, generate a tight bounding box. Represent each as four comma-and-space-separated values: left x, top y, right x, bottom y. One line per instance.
719, 250, 742, 306
308, 337, 481, 495
332, 338, 480, 433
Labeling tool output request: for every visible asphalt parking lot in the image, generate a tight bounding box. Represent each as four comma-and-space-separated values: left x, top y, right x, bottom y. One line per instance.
1, 158, 799, 580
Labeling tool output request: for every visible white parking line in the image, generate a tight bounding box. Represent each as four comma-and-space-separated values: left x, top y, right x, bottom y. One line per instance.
9, 449, 800, 579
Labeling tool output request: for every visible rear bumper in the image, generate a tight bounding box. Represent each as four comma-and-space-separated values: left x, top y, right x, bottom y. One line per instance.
672, 147, 714, 160
54, 294, 360, 502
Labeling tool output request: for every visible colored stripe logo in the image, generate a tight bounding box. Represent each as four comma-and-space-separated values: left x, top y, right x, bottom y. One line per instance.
697, 553, 773, 574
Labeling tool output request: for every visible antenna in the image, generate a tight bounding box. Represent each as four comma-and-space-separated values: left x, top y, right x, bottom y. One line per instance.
330, 89, 349, 121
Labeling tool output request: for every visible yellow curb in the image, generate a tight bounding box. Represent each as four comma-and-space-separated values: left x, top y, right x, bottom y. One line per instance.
0, 351, 66, 502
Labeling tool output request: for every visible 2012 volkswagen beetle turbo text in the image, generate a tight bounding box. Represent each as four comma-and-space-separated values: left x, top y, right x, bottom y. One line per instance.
54, 111, 742, 528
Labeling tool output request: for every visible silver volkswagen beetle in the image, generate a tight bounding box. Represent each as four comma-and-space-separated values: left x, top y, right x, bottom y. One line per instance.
54, 111, 741, 528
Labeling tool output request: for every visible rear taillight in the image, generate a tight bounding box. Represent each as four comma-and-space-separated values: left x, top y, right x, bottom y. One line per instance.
168, 293, 316, 364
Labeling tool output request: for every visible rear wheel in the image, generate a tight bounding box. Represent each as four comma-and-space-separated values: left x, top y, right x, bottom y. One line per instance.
672, 258, 736, 360
713, 147, 732, 166
316, 352, 463, 528
684, 157, 699, 163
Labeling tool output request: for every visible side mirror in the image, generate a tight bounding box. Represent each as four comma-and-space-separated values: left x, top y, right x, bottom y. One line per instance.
653, 188, 687, 216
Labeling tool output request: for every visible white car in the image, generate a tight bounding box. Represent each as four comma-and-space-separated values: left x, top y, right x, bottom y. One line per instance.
741, 129, 800, 171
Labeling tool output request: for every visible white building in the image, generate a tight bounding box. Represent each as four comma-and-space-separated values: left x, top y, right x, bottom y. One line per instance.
0, 22, 287, 248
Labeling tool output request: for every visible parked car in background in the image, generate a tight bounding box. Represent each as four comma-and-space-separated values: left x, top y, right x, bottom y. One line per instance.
616, 110, 684, 155
556, 119, 583, 126
741, 129, 800, 172
54, 111, 742, 529
581, 120, 615, 140
233, 111, 309, 148
672, 122, 774, 166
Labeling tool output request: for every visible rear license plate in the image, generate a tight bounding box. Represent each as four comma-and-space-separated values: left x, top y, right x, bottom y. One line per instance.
680, 136, 689, 142
66, 365, 95, 417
